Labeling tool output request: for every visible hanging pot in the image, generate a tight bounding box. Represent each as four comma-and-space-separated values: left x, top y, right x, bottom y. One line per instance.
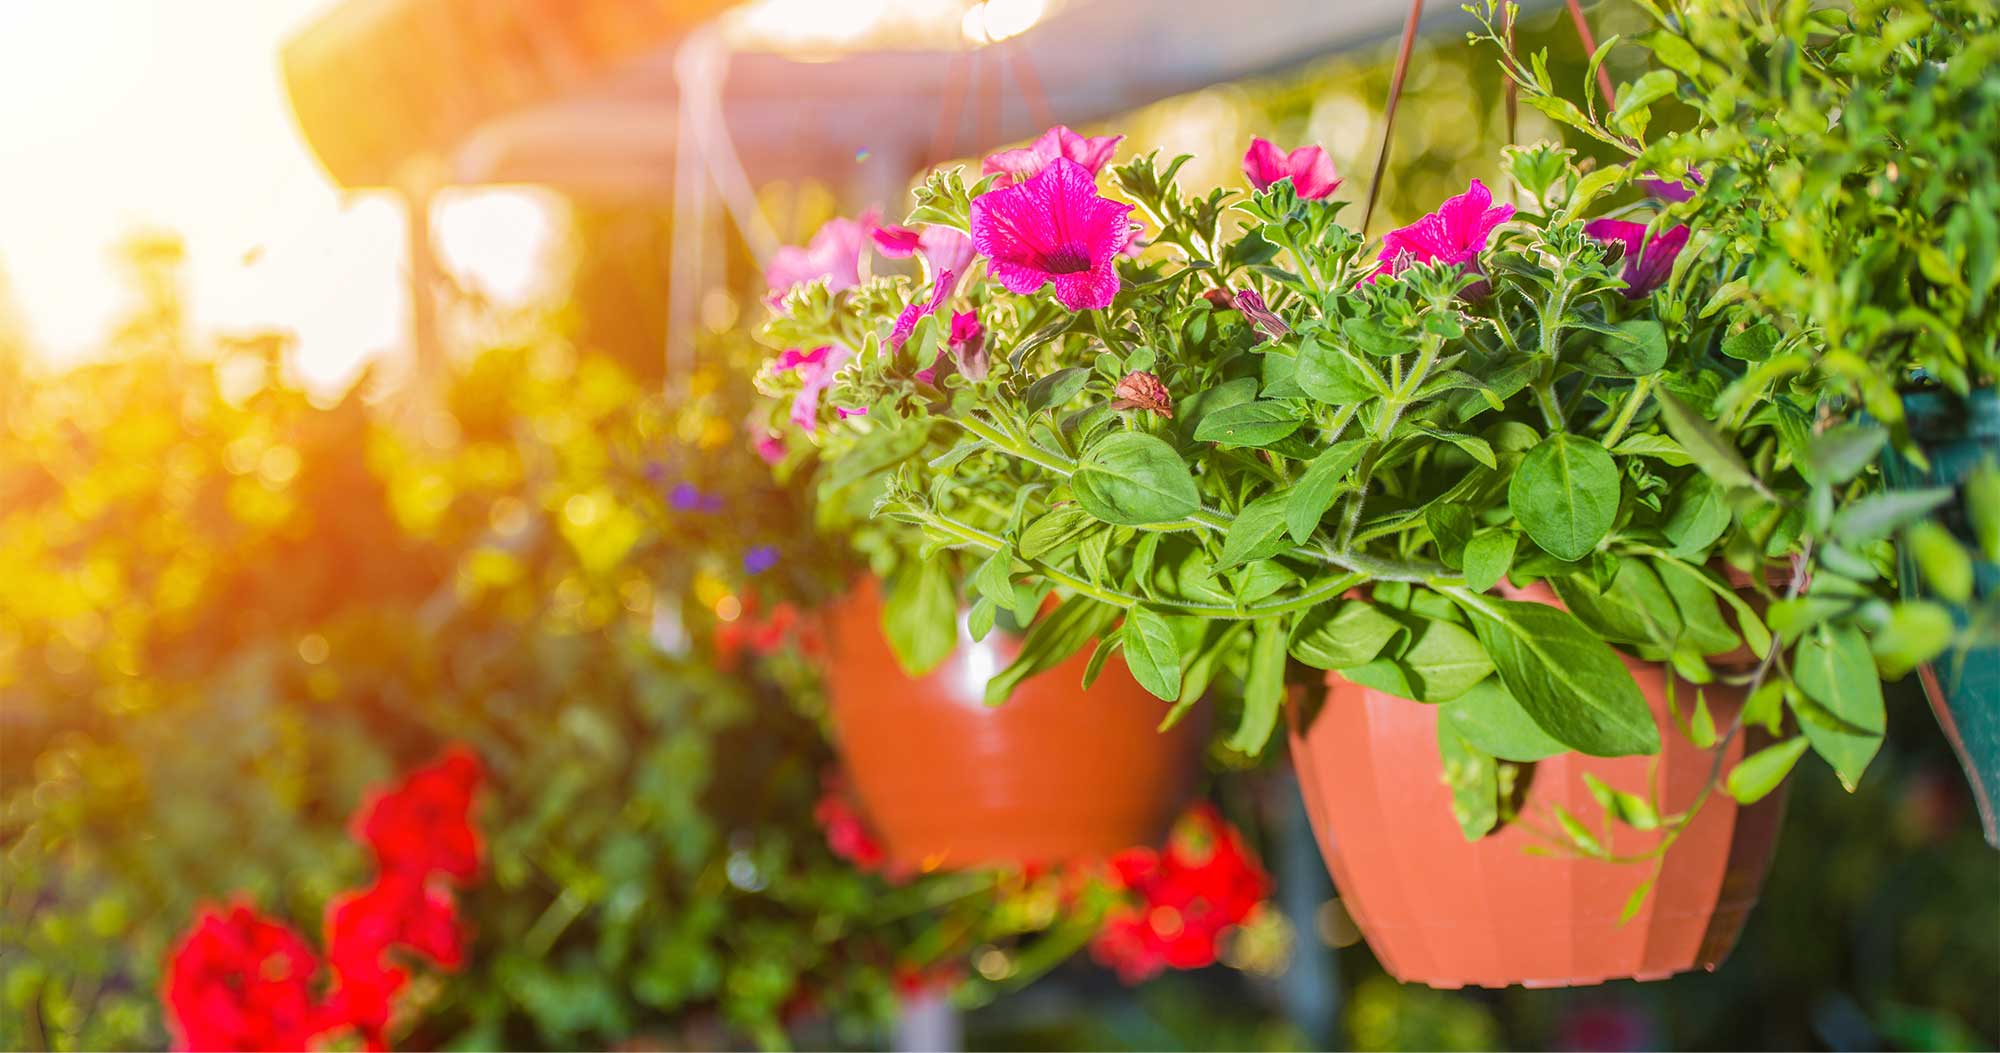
825, 578, 1204, 870
1287, 581, 1787, 989
1882, 387, 2000, 847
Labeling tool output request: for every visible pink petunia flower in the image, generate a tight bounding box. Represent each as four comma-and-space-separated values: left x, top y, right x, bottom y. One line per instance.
982, 125, 1124, 185
754, 430, 787, 465
1639, 170, 1703, 203
766, 214, 874, 309
890, 270, 960, 352
1584, 219, 1690, 298
1242, 138, 1341, 200
774, 345, 856, 432
873, 223, 977, 282
1364, 178, 1514, 286
970, 157, 1136, 312
948, 310, 988, 381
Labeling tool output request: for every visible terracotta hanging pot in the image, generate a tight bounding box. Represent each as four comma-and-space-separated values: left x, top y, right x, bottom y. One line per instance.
1288, 580, 1787, 989
825, 578, 1205, 870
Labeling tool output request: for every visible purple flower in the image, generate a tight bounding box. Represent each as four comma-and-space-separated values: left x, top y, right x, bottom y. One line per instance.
766, 214, 873, 309
773, 345, 855, 433
743, 546, 781, 575
1232, 289, 1289, 341
1584, 220, 1689, 298
1242, 138, 1341, 200
669, 482, 723, 513
970, 157, 1136, 312
1365, 178, 1515, 287
982, 125, 1123, 186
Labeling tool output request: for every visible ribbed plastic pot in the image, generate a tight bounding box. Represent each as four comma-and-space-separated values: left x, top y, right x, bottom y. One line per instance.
1287, 582, 1787, 989
825, 579, 1205, 870
1883, 387, 2000, 847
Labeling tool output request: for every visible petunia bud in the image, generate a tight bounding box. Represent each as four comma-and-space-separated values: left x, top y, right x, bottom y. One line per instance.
1231, 289, 1289, 341
1112, 371, 1174, 419
1202, 287, 1236, 310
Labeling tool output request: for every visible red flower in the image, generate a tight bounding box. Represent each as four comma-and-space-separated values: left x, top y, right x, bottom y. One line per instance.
324, 874, 466, 1050
1089, 805, 1271, 984
815, 782, 889, 872
351, 747, 483, 883
162, 902, 331, 1052
715, 599, 822, 668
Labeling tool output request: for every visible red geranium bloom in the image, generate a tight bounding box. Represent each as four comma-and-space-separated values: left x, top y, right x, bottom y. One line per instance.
324, 874, 466, 1050
162, 902, 331, 1052
351, 747, 484, 883
815, 784, 888, 872
1365, 178, 1514, 286
1089, 805, 1271, 984
970, 157, 1136, 312
1242, 137, 1341, 199
1583, 219, 1689, 298
981, 124, 1123, 185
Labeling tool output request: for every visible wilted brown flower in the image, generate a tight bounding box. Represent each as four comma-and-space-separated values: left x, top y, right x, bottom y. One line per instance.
1112, 370, 1174, 419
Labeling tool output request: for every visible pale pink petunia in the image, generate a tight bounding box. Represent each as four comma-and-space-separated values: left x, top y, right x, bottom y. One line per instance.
1364, 178, 1515, 286
970, 157, 1136, 312
874, 223, 976, 283
1584, 220, 1689, 298
1242, 138, 1341, 200
982, 125, 1124, 186
766, 214, 874, 309
773, 345, 855, 432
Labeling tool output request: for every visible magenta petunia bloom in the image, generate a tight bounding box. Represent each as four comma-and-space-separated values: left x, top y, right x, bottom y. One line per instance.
1584, 219, 1689, 298
889, 270, 960, 352
774, 345, 855, 432
948, 309, 988, 381
874, 223, 976, 282
1364, 178, 1515, 285
1639, 170, 1703, 203
766, 215, 873, 309
970, 157, 1136, 312
1242, 138, 1341, 200
982, 125, 1123, 185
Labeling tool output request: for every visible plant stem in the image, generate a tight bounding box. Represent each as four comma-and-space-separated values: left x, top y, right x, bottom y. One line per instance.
1599, 375, 1656, 448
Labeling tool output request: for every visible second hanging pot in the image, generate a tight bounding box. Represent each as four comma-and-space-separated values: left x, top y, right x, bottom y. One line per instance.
1287, 581, 1788, 989
825, 578, 1205, 870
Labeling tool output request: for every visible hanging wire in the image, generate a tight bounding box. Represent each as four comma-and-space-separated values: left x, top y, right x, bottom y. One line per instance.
1504, 2, 1519, 146
1565, 0, 1618, 108
1360, 0, 1426, 238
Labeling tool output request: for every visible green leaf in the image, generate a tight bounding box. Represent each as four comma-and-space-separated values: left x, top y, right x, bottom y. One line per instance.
1554, 806, 1607, 858
1412, 426, 1498, 469
1426, 504, 1475, 568
1575, 319, 1669, 377
1018, 505, 1097, 560
1831, 488, 1954, 545
1907, 521, 1974, 604
1967, 460, 2000, 561
1803, 423, 1887, 485
1720, 323, 1782, 362
1073, 432, 1201, 526
1286, 440, 1367, 543
1688, 688, 1718, 748
1230, 617, 1289, 754
1726, 737, 1809, 804
1294, 335, 1379, 403
1455, 592, 1659, 756
1582, 772, 1659, 830
1510, 432, 1621, 561
1462, 532, 1518, 593
1655, 390, 1764, 495
1220, 492, 1293, 567
1193, 401, 1306, 448
1553, 556, 1684, 649
1792, 624, 1885, 791
1288, 601, 1407, 669
882, 559, 960, 676
1610, 433, 1692, 465
1655, 559, 1742, 657
1870, 600, 1955, 678
984, 595, 1119, 706
1610, 69, 1676, 134
1024, 367, 1092, 413
1389, 617, 1494, 703
1121, 607, 1183, 701
1438, 723, 1499, 841
1661, 474, 1731, 557
1339, 316, 1419, 357
973, 546, 1016, 608
1438, 677, 1567, 761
